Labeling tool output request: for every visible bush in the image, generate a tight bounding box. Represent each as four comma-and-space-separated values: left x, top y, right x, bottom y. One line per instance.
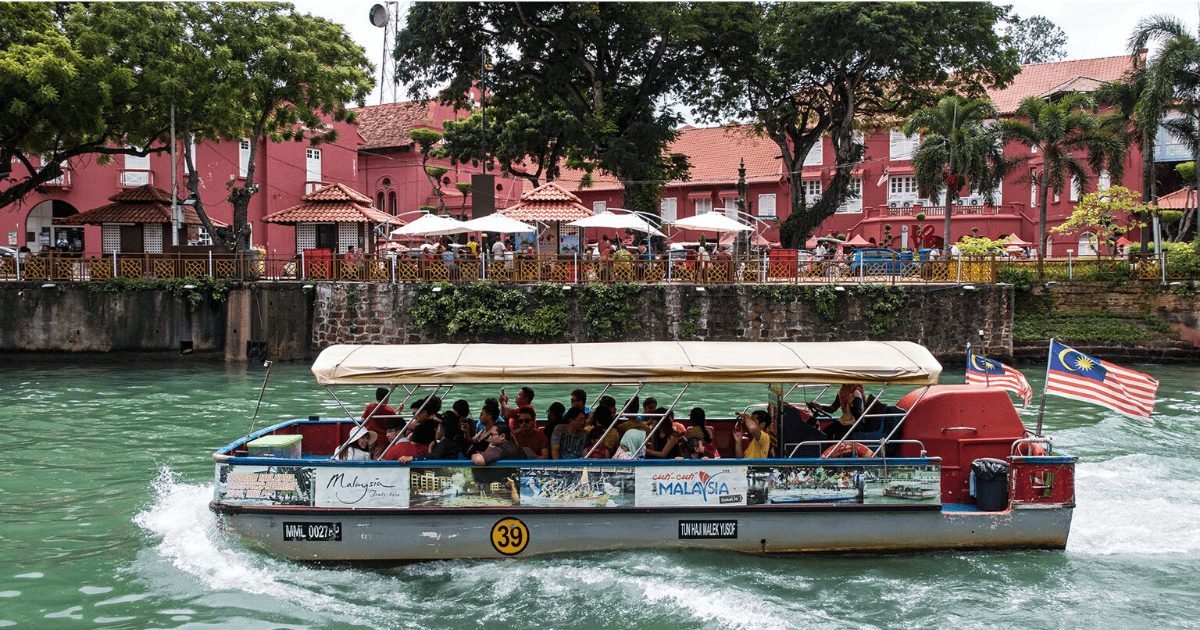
1084, 260, 1135, 282
1164, 239, 1200, 279
1014, 312, 1156, 342
997, 267, 1036, 292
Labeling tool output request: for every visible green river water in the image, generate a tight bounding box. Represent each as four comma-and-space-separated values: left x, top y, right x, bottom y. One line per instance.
0, 358, 1198, 629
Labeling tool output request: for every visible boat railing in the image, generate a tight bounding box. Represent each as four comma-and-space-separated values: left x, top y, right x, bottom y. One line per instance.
793, 439, 929, 458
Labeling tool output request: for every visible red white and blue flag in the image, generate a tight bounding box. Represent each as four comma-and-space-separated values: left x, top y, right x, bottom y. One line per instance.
1045, 339, 1158, 420
965, 351, 1033, 408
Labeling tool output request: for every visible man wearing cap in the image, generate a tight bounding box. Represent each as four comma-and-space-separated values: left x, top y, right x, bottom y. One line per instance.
471, 421, 525, 465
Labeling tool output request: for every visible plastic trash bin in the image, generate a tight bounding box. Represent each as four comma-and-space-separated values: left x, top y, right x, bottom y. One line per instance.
971, 458, 1010, 511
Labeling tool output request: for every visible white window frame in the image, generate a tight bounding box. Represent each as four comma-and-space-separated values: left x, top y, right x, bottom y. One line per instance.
1098, 170, 1111, 191
889, 130, 919, 161
803, 139, 824, 167
802, 179, 822, 202
305, 147, 322, 183
756, 193, 776, 218
593, 200, 607, 214
888, 175, 918, 203
695, 198, 712, 215
1030, 170, 1038, 206
724, 197, 739, 219
238, 138, 251, 178
836, 179, 863, 214
660, 197, 677, 222
1069, 175, 1080, 202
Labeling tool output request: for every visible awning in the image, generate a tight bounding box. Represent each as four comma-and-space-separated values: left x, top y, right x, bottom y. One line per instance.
59, 184, 227, 227
311, 341, 942, 386
264, 183, 396, 224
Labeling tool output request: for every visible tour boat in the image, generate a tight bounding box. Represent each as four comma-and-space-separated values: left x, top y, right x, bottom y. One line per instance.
210, 341, 1076, 561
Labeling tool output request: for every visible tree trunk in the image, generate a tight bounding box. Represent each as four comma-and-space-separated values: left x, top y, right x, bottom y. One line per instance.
1037, 168, 1050, 277
943, 154, 955, 255
1194, 140, 1200, 238
1141, 130, 1154, 253
181, 134, 232, 252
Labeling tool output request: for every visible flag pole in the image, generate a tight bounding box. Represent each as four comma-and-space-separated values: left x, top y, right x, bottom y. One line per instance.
1034, 337, 1055, 436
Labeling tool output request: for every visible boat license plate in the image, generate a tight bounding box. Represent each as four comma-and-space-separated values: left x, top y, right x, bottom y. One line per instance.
282, 521, 342, 542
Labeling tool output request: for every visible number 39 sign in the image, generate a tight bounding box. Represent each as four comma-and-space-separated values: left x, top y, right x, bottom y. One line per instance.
490, 517, 529, 556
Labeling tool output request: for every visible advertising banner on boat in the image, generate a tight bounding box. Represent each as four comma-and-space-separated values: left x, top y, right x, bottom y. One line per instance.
862, 464, 941, 503
519, 466, 635, 508
214, 464, 315, 506
409, 467, 521, 507
747, 465, 864, 504
635, 465, 748, 507
314, 468, 410, 509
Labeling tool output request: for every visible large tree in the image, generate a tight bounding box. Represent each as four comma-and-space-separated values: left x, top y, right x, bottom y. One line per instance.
393, 2, 697, 214
694, 2, 1019, 248
1131, 16, 1200, 238
999, 94, 1126, 273
0, 3, 177, 210
1095, 70, 1156, 250
440, 96, 576, 189
1004, 15, 1069, 64
904, 96, 1008, 253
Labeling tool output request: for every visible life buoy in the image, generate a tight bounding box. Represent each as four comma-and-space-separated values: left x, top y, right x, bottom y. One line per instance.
822, 441, 874, 458
1015, 441, 1048, 456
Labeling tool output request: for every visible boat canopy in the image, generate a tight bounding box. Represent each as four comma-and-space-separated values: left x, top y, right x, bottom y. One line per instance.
311, 341, 942, 386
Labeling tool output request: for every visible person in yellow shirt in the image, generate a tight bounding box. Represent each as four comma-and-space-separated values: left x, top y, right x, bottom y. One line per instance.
734, 410, 773, 459
466, 235, 479, 257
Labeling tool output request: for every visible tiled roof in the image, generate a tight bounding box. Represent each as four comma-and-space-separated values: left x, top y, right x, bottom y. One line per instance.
987, 54, 1138, 114
264, 183, 396, 224
59, 185, 224, 226
499, 182, 593, 221
352, 101, 437, 150
558, 125, 783, 193
1155, 187, 1197, 209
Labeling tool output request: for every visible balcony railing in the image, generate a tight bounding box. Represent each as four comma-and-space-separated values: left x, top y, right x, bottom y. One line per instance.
868, 202, 1018, 218
305, 180, 328, 194
43, 168, 72, 188
119, 169, 153, 187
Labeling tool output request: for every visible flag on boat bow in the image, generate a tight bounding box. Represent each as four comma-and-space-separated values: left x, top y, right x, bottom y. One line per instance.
1044, 339, 1158, 420
965, 351, 1032, 408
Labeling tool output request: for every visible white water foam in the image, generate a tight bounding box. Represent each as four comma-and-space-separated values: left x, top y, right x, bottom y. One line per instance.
132, 467, 403, 627
1068, 454, 1200, 555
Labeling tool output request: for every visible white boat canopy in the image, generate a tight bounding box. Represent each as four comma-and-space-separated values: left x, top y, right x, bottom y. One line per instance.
311, 341, 942, 386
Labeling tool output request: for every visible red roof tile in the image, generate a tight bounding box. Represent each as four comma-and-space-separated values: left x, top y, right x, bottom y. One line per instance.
264, 183, 396, 224
1155, 187, 1197, 209
499, 182, 593, 221
986, 54, 1139, 114
59, 185, 225, 226
352, 101, 438, 150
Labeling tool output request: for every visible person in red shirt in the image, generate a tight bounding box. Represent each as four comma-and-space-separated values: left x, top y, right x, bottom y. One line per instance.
379, 419, 421, 460
361, 387, 396, 457
500, 386, 536, 422
511, 407, 549, 459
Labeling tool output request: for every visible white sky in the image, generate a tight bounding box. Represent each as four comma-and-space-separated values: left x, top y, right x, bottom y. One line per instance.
295, 0, 1200, 107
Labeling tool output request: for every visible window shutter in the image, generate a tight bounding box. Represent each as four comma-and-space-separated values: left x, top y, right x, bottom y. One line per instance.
660, 197, 677, 222
889, 131, 903, 160
593, 200, 606, 214
238, 138, 251, 178
757, 194, 776, 217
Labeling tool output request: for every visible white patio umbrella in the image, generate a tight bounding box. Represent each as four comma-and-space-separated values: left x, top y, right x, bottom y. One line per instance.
668, 212, 753, 233
390, 213, 466, 237
458, 214, 536, 234
568, 210, 665, 237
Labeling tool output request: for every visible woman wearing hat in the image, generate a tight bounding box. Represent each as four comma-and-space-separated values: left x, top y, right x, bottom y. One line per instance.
336, 426, 377, 461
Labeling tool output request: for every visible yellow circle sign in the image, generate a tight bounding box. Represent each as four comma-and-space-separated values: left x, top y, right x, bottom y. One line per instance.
490, 517, 529, 556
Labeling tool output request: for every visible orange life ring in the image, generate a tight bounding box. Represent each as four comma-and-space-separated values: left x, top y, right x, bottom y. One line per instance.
822, 441, 875, 458
1015, 441, 1048, 456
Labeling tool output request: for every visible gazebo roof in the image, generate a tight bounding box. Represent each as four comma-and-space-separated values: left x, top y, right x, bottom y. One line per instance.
58, 185, 225, 226
263, 183, 396, 224
1155, 188, 1196, 210
498, 182, 593, 222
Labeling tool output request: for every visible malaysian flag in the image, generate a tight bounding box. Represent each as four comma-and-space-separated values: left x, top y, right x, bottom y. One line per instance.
965, 351, 1033, 408
1045, 339, 1158, 420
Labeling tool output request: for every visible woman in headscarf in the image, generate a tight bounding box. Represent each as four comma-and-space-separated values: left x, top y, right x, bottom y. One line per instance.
612, 428, 647, 460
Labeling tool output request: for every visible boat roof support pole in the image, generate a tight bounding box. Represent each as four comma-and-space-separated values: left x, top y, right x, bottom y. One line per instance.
377, 384, 454, 455
332, 383, 400, 458
632, 384, 690, 456
584, 382, 645, 458
871, 385, 931, 457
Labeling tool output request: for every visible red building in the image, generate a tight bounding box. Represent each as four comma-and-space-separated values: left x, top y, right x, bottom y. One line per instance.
0, 54, 1157, 259
567, 54, 1146, 256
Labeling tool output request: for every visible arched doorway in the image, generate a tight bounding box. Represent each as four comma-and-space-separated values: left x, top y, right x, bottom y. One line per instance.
1077, 232, 1097, 256
26, 200, 83, 253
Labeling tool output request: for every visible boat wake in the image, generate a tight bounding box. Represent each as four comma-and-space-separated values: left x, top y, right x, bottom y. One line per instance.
1068, 454, 1200, 556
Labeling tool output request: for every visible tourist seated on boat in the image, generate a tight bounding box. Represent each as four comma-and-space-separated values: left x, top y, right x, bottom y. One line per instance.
542, 401, 567, 441
569, 388, 590, 416
474, 398, 501, 440
512, 407, 549, 459
680, 427, 709, 459
335, 425, 376, 461
779, 404, 825, 458
594, 395, 617, 422
361, 387, 396, 456
641, 397, 658, 421
452, 399, 472, 427
471, 421, 526, 465
400, 411, 469, 462
379, 418, 422, 460
808, 384, 864, 441
551, 407, 589, 459
612, 428, 647, 459
500, 386, 536, 422
689, 407, 721, 459
734, 410, 772, 459
645, 410, 682, 459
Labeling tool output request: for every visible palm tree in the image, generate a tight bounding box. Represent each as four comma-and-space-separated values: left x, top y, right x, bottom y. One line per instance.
1095, 70, 1155, 251
999, 94, 1125, 274
905, 96, 1007, 254
1131, 16, 1200, 237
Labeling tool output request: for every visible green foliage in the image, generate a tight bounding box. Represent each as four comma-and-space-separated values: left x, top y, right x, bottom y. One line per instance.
576, 283, 644, 341
1003, 15, 1068, 64
85, 276, 231, 311
957, 235, 1008, 256
852, 285, 909, 338
803, 286, 840, 323
1052, 186, 1149, 256
1083, 261, 1136, 281
409, 283, 571, 340
440, 105, 574, 188
1167, 281, 1197, 298
1164, 239, 1200, 278
681, 306, 702, 339
1176, 161, 1195, 182
752, 285, 803, 302
997, 267, 1038, 292
1014, 312, 1169, 342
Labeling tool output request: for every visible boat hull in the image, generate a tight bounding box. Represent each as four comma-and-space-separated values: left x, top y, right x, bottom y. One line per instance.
211, 503, 1073, 561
